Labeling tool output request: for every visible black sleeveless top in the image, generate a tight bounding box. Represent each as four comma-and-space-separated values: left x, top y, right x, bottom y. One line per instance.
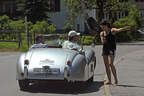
103, 31, 116, 51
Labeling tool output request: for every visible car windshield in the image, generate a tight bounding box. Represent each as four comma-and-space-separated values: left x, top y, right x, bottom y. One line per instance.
43, 34, 64, 47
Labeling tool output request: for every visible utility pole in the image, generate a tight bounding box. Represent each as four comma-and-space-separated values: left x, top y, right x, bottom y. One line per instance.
24, 14, 29, 47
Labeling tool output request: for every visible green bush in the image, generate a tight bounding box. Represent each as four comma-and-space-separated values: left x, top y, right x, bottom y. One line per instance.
0, 15, 57, 51
30, 21, 56, 34
81, 36, 95, 45
9, 20, 25, 31
0, 15, 11, 29
0, 15, 30, 32
113, 4, 143, 42
47, 24, 56, 33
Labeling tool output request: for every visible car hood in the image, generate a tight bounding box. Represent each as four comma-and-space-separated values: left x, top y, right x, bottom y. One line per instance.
26, 48, 78, 69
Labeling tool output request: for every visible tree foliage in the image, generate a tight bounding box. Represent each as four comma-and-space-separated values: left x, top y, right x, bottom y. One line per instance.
29, 21, 56, 34
9, 20, 25, 31
114, 4, 143, 41
0, 15, 56, 34
64, 0, 130, 24
0, 15, 31, 32
16, 0, 50, 24
64, 0, 130, 43
0, 15, 11, 29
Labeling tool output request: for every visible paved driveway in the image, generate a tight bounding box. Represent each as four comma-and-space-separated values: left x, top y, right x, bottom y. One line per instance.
1, 42, 144, 96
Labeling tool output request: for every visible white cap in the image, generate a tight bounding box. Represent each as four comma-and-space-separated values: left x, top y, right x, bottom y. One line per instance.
68, 30, 80, 37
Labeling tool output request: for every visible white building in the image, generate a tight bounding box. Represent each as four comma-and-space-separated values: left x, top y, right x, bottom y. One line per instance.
47, 0, 96, 33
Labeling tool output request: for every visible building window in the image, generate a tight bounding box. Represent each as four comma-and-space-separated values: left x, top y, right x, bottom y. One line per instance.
141, 10, 144, 19
46, 0, 60, 12
0, 1, 16, 17
135, 0, 144, 2
104, 12, 109, 20
119, 0, 128, 2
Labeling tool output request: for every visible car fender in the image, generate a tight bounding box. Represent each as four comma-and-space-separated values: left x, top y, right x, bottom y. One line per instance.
68, 54, 87, 81
16, 53, 26, 80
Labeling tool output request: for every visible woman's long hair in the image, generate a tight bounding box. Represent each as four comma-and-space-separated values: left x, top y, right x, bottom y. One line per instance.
87, 17, 97, 30
100, 20, 111, 29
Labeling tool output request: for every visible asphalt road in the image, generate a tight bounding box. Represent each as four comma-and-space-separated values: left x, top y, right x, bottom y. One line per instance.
0, 42, 144, 96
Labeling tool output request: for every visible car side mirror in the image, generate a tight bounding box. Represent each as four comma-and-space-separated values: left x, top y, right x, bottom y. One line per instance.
79, 49, 85, 55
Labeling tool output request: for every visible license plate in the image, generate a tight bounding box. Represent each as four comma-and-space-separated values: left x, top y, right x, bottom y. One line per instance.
33, 68, 60, 74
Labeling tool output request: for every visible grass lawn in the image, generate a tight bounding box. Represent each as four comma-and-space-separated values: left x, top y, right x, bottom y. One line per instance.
0, 42, 18, 52
0, 42, 28, 52
137, 37, 144, 41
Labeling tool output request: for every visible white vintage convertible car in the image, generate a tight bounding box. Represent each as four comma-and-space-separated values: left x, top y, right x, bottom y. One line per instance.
16, 34, 96, 90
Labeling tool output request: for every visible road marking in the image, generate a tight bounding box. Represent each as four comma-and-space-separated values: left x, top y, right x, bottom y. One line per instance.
104, 74, 112, 96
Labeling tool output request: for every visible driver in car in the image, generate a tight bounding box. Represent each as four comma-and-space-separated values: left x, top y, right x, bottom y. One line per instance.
30, 35, 47, 50
62, 30, 82, 52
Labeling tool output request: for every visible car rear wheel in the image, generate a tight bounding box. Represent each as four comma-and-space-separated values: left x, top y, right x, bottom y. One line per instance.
18, 80, 29, 90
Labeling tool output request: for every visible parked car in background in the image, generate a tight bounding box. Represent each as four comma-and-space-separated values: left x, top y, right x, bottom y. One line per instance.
138, 28, 144, 35
16, 34, 96, 90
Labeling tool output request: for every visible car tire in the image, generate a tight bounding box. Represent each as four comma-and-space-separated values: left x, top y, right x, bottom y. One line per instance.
94, 56, 96, 68
18, 80, 29, 90
87, 76, 94, 83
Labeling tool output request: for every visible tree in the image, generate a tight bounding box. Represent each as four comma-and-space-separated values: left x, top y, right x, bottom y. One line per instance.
114, 4, 143, 41
16, 0, 50, 24
64, 0, 131, 41
64, 0, 130, 44
64, 0, 130, 24
104, 0, 130, 23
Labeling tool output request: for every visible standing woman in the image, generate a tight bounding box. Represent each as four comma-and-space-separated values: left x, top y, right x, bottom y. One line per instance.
100, 21, 131, 86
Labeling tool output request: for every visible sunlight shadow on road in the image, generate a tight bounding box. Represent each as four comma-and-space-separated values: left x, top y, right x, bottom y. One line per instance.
118, 84, 144, 88
21, 81, 104, 95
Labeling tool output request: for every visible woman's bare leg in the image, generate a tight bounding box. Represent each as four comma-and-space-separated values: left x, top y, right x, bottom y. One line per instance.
108, 55, 118, 85
103, 55, 111, 84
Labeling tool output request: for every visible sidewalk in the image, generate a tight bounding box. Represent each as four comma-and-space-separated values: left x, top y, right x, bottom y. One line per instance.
110, 49, 144, 96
